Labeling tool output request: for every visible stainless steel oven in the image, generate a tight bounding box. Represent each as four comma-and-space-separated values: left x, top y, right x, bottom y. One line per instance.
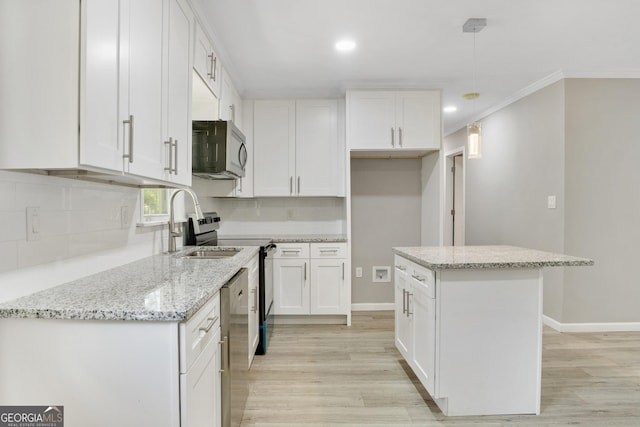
185, 212, 276, 354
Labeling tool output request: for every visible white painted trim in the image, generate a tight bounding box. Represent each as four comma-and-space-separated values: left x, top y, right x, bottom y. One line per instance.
543, 315, 640, 333
351, 303, 394, 311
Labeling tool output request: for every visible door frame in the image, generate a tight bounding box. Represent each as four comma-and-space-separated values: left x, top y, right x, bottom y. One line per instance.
444, 148, 465, 246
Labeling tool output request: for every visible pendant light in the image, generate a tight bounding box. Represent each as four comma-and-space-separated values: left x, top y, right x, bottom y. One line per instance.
463, 18, 486, 159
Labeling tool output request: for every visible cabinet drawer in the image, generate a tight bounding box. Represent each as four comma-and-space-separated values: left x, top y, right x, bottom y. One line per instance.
179, 292, 220, 373
310, 243, 346, 258
274, 243, 310, 258
409, 264, 435, 299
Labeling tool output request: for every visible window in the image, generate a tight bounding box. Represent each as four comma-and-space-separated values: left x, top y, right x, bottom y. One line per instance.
141, 189, 169, 223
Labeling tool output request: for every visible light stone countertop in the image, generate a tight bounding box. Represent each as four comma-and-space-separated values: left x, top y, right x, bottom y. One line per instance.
218, 234, 348, 243
393, 245, 594, 270
0, 246, 260, 322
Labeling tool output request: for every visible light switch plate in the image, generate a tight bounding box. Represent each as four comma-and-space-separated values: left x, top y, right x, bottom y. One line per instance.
355, 267, 363, 278
547, 195, 557, 209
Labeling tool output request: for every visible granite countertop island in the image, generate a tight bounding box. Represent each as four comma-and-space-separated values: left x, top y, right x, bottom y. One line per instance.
0, 246, 259, 322
392, 245, 594, 417
393, 245, 594, 270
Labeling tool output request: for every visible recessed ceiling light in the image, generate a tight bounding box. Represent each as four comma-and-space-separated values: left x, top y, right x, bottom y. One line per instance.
443, 105, 457, 113
335, 39, 356, 52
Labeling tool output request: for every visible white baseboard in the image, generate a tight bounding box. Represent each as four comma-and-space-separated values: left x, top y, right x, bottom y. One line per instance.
351, 303, 394, 311
543, 315, 640, 332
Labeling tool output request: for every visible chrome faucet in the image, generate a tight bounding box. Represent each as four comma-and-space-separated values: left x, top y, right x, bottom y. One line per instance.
168, 188, 204, 253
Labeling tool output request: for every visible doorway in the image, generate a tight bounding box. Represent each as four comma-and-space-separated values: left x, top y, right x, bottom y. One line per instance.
444, 151, 465, 246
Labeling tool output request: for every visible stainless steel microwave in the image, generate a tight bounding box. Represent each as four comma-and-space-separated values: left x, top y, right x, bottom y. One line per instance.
192, 120, 247, 179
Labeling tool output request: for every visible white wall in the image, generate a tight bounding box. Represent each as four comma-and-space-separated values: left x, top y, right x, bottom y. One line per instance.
445, 78, 640, 325
0, 171, 168, 302
350, 158, 422, 305
563, 79, 640, 323
445, 81, 567, 320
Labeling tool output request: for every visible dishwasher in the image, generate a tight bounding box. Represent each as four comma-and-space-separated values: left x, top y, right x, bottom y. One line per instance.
220, 268, 249, 427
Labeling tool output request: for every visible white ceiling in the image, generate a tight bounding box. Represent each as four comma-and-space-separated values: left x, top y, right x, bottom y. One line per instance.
198, 0, 640, 135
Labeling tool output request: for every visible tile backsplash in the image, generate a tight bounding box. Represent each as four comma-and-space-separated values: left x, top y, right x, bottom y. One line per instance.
0, 171, 167, 301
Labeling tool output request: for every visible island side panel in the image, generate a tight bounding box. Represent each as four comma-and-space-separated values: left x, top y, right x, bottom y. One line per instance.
435, 268, 543, 416
0, 318, 180, 427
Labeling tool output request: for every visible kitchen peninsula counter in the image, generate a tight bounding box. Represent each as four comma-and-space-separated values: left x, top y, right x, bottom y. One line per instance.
0, 246, 259, 322
392, 245, 593, 417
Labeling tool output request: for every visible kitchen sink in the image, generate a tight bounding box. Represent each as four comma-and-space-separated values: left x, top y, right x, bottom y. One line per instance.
182, 248, 242, 259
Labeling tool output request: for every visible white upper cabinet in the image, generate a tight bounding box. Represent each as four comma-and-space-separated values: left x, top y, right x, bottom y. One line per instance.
219, 68, 243, 130
194, 24, 221, 98
253, 99, 342, 197
0, 0, 194, 186
347, 90, 441, 155
119, 0, 165, 180
253, 100, 296, 197
163, 0, 194, 186
295, 100, 339, 196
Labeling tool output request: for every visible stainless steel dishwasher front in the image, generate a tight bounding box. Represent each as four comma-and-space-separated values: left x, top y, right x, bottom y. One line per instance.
220, 268, 249, 427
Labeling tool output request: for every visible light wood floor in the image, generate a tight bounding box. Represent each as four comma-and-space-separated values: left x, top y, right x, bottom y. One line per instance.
242, 311, 640, 426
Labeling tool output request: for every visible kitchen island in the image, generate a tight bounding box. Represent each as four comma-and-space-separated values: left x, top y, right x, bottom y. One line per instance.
392, 245, 593, 417
0, 246, 258, 427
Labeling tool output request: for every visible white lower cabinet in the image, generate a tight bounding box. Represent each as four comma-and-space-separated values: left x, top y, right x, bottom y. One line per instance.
247, 254, 260, 367
394, 256, 436, 395
179, 292, 221, 427
273, 243, 349, 318
0, 291, 223, 427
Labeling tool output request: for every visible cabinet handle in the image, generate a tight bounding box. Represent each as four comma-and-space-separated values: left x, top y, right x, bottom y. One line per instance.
199, 316, 218, 333
164, 138, 177, 174
174, 139, 179, 175
402, 289, 407, 314
391, 127, 395, 147
304, 262, 307, 281
229, 104, 235, 122
289, 176, 293, 195
319, 248, 339, 253
212, 56, 217, 82
395, 264, 406, 271
282, 249, 301, 254
399, 127, 403, 147
123, 115, 134, 163
342, 262, 345, 280
411, 274, 426, 282
251, 288, 258, 313
219, 336, 228, 373
208, 53, 215, 80
297, 176, 300, 194
407, 293, 413, 317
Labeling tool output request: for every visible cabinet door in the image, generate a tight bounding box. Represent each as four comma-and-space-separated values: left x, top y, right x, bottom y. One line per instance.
253, 100, 295, 196
394, 268, 412, 360
273, 259, 309, 314
347, 91, 396, 150
310, 259, 346, 314
164, 0, 193, 185
194, 25, 220, 97
295, 100, 339, 196
180, 329, 219, 427
80, 0, 122, 172
395, 91, 441, 150
121, 0, 164, 180
411, 285, 436, 395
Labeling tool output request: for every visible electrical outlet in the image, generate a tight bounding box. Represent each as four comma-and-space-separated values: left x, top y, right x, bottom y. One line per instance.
286, 209, 294, 220
121, 206, 129, 228
355, 267, 363, 278
26, 206, 41, 241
